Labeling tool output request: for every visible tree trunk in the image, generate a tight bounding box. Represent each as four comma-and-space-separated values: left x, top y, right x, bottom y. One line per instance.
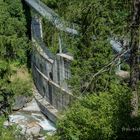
130, 0, 140, 117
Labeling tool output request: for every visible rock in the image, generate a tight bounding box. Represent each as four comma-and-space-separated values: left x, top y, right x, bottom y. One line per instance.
37, 136, 46, 140
13, 96, 28, 111
116, 70, 129, 78
7, 98, 56, 139
22, 99, 40, 112
18, 123, 41, 137
27, 125, 41, 136
3, 121, 10, 128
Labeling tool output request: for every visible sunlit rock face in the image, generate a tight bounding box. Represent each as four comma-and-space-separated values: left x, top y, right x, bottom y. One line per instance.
4, 99, 56, 139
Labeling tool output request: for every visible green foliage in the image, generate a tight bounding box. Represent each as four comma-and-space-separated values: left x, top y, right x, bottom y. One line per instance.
0, 60, 11, 79
45, 134, 60, 140
0, 1, 32, 139
69, 39, 115, 95
0, 0, 31, 96
0, 0, 32, 119
42, 19, 59, 54
0, 0, 29, 63
8, 78, 33, 97
0, 60, 13, 106
67, 0, 131, 94
42, 0, 132, 36
41, 0, 132, 94
56, 84, 132, 140
0, 116, 17, 140
41, 0, 57, 9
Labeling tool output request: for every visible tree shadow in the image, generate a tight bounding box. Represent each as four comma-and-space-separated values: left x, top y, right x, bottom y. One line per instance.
116, 98, 140, 140
21, 0, 32, 69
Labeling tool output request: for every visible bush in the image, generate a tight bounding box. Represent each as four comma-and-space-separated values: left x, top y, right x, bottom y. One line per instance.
0, 116, 18, 140
56, 84, 132, 140
8, 78, 33, 97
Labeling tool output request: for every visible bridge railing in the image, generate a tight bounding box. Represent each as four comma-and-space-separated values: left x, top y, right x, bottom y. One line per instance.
31, 17, 54, 59
34, 0, 58, 18
25, 0, 79, 35
34, 36, 54, 59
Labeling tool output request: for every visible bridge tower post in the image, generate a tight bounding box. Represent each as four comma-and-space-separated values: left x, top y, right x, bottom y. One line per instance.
38, 17, 43, 39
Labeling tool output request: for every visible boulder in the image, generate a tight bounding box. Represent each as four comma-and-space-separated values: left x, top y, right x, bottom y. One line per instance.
27, 125, 41, 136
18, 122, 41, 137
13, 96, 28, 111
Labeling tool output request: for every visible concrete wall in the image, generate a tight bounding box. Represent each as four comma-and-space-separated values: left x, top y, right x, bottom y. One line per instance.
32, 52, 73, 111
31, 16, 74, 111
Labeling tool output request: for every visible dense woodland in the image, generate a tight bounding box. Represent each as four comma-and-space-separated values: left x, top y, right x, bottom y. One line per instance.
0, 0, 140, 139
0, 0, 32, 139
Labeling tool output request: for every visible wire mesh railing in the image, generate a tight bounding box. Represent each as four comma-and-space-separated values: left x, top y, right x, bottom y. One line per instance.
25, 0, 78, 35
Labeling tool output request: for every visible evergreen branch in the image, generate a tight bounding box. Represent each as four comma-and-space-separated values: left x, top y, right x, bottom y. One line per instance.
82, 48, 130, 94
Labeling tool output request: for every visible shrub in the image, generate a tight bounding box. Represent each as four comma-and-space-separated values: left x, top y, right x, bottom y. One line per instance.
56, 84, 132, 140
